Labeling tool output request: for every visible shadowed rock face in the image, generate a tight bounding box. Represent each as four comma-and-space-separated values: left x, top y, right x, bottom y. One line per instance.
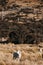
24, 35, 35, 44
9, 32, 19, 44
0, 0, 43, 44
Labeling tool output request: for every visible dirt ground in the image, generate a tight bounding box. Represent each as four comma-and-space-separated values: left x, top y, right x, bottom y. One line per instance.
0, 43, 43, 65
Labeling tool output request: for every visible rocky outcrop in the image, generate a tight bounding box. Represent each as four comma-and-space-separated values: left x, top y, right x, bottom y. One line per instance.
0, 0, 43, 44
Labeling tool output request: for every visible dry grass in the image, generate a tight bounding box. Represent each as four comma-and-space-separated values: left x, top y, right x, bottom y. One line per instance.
0, 43, 43, 65
8, 0, 40, 7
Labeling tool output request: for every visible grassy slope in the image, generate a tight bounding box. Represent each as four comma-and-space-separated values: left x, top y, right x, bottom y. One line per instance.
0, 43, 43, 65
